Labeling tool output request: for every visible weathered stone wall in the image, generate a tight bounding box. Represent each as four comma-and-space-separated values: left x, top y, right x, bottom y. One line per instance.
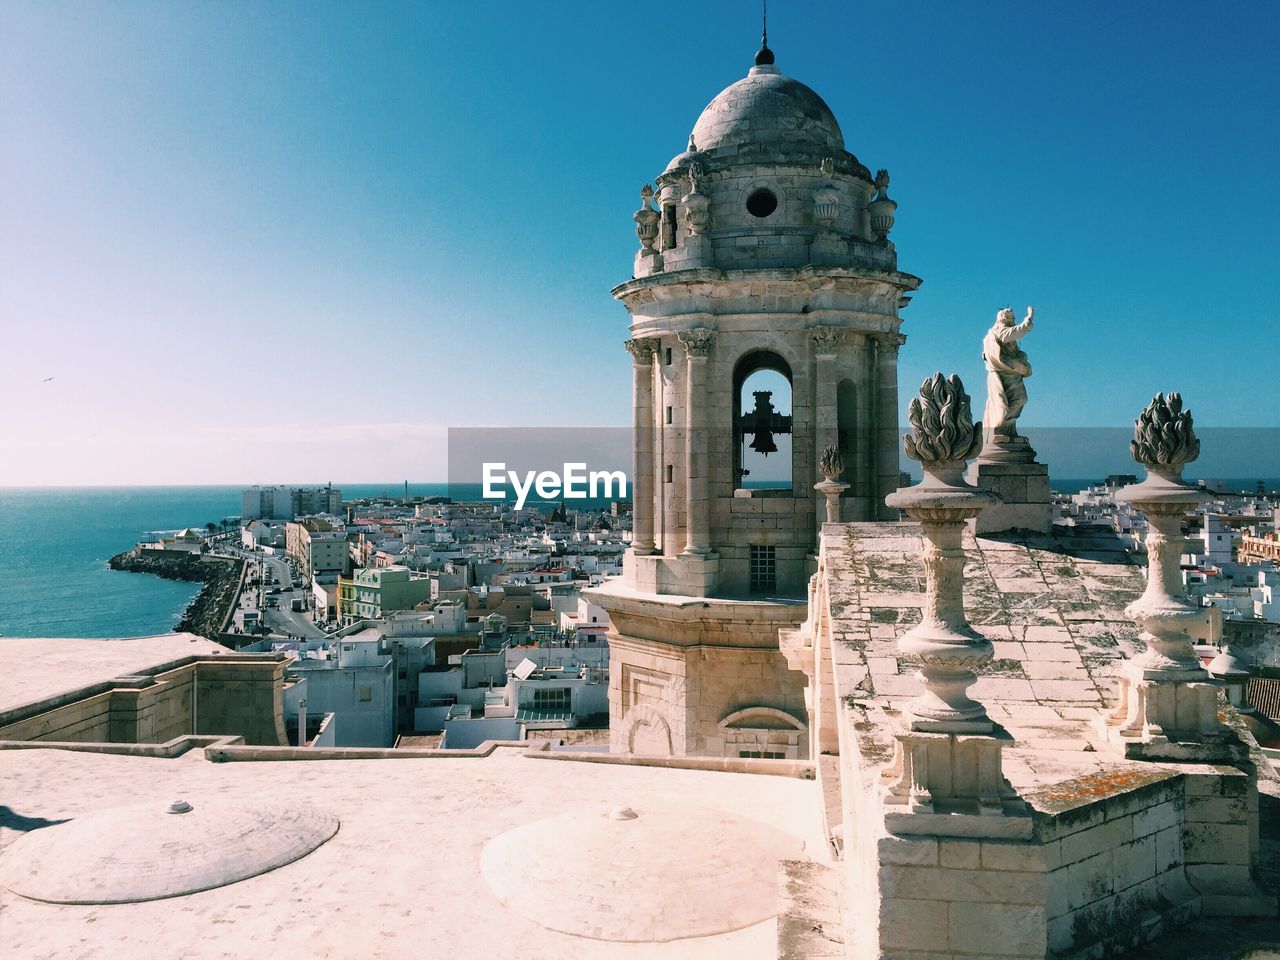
865, 767, 1250, 959
0, 657, 287, 747
1032, 769, 1198, 958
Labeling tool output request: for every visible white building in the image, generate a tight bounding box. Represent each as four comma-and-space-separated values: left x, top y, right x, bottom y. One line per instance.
415, 642, 608, 740
241, 485, 293, 521
1202, 513, 1234, 565
1254, 569, 1280, 623
273, 635, 396, 747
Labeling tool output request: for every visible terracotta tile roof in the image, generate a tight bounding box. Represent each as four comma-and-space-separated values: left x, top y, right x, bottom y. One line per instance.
1248, 677, 1280, 720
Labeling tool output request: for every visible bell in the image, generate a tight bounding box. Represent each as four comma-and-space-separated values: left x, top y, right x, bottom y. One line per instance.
750, 431, 778, 455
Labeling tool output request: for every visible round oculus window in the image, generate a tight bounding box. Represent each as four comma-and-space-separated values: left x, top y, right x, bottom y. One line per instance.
746, 188, 778, 219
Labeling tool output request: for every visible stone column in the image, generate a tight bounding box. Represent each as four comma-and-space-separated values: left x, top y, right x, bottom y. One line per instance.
874, 333, 905, 520
625, 338, 658, 554
883, 374, 1023, 820
811, 326, 844, 531
678, 328, 714, 557
660, 348, 678, 555
1098, 393, 1241, 761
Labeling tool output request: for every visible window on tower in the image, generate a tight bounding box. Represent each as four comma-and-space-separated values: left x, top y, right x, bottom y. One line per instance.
746, 188, 778, 218
749, 545, 777, 594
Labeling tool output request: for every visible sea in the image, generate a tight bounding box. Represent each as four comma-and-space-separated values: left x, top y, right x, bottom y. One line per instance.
0, 484, 449, 639
1, 478, 1275, 639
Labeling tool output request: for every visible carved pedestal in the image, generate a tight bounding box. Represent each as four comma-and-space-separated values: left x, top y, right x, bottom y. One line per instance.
966, 459, 1052, 534
810, 232, 845, 266
884, 461, 1026, 823
883, 727, 1027, 832
814, 478, 848, 525
634, 248, 662, 277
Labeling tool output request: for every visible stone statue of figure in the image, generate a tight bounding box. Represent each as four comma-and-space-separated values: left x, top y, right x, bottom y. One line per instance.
981, 306, 1035, 450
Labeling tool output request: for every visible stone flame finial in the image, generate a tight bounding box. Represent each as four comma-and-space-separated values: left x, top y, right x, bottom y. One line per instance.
819, 446, 844, 482
903, 374, 982, 465
1131, 392, 1200, 470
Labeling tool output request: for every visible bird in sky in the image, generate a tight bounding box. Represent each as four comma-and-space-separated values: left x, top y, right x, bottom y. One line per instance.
41, 377, 53, 382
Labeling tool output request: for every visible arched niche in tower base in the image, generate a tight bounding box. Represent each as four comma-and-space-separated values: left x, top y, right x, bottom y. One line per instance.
717, 706, 807, 760
622, 703, 674, 756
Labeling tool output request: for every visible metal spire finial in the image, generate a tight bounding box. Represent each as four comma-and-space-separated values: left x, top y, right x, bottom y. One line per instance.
755, 0, 775, 65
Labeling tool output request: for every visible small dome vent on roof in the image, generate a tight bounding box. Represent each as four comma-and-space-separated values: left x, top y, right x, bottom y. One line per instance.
481, 801, 802, 942
0, 798, 339, 904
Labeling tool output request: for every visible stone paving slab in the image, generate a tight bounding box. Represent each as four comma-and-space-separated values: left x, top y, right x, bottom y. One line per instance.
825, 522, 1151, 793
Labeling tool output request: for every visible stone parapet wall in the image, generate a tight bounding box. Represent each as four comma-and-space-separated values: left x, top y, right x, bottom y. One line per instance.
0, 655, 287, 747
1029, 768, 1198, 958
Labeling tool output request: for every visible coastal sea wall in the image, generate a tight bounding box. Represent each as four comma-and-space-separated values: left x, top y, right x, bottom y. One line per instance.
108, 550, 245, 642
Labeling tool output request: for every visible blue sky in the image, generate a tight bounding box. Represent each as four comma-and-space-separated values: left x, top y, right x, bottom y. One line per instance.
2, 1, 1276, 484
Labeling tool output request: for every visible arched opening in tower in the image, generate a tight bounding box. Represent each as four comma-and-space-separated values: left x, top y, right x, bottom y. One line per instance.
733, 351, 793, 492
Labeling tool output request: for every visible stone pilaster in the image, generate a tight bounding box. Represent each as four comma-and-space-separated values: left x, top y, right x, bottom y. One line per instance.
678, 327, 715, 557
811, 326, 844, 531
874, 333, 905, 519
625, 337, 658, 554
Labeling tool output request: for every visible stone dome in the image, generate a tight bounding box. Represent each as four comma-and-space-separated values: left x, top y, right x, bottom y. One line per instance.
692, 63, 844, 156
664, 61, 871, 179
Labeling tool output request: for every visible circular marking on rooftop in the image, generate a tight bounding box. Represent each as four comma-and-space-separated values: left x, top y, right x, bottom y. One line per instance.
480, 801, 803, 942
0, 799, 339, 904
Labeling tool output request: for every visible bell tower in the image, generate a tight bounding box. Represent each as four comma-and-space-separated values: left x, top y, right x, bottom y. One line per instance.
590, 39, 920, 758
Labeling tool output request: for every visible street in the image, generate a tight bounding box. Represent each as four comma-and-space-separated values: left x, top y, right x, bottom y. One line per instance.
216, 538, 328, 641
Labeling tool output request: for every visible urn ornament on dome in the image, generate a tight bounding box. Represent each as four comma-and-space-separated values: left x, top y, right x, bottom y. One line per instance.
814, 157, 841, 227
633, 184, 659, 251
682, 163, 711, 236
869, 169, 897, 242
